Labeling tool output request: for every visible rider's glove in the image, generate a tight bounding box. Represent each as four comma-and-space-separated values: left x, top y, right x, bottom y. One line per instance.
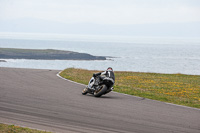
93, 74, 96, 77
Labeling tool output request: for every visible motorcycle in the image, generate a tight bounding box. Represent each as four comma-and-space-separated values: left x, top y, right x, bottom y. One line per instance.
82, 75, 114, 97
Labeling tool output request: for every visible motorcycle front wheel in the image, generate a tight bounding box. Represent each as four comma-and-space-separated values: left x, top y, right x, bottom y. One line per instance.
94, 85, 107, 97
82, 87, 88, 95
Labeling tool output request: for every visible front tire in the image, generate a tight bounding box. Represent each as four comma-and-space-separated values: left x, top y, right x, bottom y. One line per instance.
82, 87, 88, 95
94, 85, 107, 97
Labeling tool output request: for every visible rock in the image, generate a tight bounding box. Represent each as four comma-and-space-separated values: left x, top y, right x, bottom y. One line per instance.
0, 60, 6, 62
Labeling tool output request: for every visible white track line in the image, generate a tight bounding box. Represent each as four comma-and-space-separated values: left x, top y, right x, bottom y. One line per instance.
56, 70, 200, 111
56, 71, 86, 86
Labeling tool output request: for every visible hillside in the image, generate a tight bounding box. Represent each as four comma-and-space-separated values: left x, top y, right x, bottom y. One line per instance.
0, 48, 106, 60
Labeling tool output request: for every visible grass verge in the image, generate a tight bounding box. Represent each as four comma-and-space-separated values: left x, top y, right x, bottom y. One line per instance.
0, 123, 51, 133
60, 68, 200, 108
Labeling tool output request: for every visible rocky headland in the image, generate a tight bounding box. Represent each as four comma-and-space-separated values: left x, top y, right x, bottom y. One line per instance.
0, 48, 106, 60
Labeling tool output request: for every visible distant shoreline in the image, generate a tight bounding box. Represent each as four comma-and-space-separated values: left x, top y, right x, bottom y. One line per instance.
0, 48, 107, 60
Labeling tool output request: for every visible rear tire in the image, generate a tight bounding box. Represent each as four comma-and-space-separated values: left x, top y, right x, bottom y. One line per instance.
82, 87, 88, 95
94, 85, 107, 97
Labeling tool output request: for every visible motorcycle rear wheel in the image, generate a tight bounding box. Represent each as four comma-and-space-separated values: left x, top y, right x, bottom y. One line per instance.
94, 85, 107, 97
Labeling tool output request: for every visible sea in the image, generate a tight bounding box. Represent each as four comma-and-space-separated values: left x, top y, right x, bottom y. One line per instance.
0, 33, 200, 75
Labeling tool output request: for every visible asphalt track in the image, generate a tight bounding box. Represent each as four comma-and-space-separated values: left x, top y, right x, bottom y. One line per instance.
0, 67, 200, 133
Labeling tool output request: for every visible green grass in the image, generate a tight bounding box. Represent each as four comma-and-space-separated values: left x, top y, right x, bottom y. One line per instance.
0, 124, 51, 133
60, 68, 200, 108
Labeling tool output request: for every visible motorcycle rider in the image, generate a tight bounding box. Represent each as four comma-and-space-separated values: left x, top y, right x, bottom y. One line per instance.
88, 67, 115, 90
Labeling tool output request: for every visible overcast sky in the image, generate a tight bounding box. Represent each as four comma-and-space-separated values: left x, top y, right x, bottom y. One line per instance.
0, 0, 200, 38
1, 0, 200, 25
